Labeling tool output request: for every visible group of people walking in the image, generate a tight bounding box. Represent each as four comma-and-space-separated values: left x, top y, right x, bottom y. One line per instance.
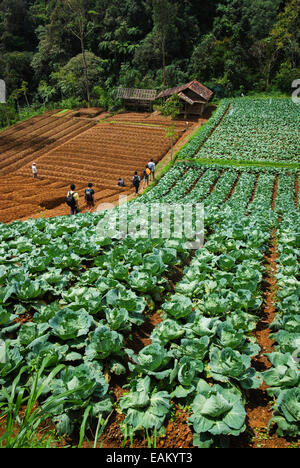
31, 157, 156, 216
132, 158, 156, 195
66, 183, 95, 215
32, 162, 95, 216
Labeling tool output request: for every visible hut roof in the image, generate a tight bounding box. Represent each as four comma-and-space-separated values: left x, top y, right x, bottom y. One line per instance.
117, 88, 157, 101
177, 91, 207, 105
156, 80, 213, 102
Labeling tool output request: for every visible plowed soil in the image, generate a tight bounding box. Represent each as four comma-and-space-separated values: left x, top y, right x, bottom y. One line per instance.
17, 123, 181, 187
0, 109, 203, 223
0, 174, 132, 223
0, 111, 95, 176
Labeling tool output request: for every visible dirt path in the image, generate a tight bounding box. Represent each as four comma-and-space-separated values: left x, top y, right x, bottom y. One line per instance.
150, 114, 212, 178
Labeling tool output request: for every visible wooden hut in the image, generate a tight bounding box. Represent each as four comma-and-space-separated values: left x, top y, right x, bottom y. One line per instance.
117, 88, 157, 112
156, 80, 213, 118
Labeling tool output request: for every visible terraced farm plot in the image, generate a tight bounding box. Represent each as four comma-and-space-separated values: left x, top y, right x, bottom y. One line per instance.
17, 122, 181, 187
0, 110, 195, 223
0, 111, 95, 176
0, 174, 131, 224
138, 162, 299, 217
1, 100, 299, 449
108, 111, 192, 128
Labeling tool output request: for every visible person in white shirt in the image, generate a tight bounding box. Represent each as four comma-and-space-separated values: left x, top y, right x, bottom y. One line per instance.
67, 184, 80, 215
148, 159, 156, 181
32, 163, 38, 178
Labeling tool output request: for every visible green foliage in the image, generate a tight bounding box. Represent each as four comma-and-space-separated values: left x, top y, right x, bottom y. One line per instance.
0, 358, 79, 448
156, 94, 182, 119
119, 376, 171, 433
273, 61, 300, 93
0, 159, 299, 445
188, 379, 246, 446
1, 0, 298, 120
194, 98, 299, 164
268, 388, 300, 438
0, 1, 300, 448
52, 52, 103, 101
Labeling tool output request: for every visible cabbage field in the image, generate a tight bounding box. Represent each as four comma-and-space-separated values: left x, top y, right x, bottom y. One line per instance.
0, 97, 299, 449
178, 98, 299, 164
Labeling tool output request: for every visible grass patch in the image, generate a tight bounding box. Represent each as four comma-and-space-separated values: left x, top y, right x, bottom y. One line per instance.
106, 120, 169, 129
54, 109, 71, 117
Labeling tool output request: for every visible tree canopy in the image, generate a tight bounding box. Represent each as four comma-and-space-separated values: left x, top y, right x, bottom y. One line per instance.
0, 0, 299, 115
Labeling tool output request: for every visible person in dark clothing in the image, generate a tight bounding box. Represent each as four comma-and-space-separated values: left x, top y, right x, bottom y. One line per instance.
85, 183, 95, 211
67, 184, 80, 215
117, 177, 125, 187
132, 171, 141, 195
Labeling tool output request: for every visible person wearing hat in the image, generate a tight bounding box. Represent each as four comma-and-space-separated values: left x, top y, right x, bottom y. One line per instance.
32, 163, 38, 178
147, 159, 156, 181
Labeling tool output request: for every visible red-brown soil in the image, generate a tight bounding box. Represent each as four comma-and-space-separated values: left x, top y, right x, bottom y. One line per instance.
17, 123, 181, 187
0, 109, 204, 223
0, 111, 95, 176
234, 229, 279, 448
0, 175, 132, 223
231, 182, 300, 448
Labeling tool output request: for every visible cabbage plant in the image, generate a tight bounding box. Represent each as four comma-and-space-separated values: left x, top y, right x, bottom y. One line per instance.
188, 379, 246, 447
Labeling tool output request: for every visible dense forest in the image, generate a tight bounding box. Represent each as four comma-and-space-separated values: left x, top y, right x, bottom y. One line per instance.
0, 0, 299, 122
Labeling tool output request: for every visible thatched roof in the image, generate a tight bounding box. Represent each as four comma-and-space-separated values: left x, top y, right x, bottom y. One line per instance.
117, 88, 157, 101
157, 80, 213, 102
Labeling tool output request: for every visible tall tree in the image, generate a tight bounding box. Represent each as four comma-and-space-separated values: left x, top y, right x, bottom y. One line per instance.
270, 0, 300, 68
152, 0, 177, 86
61, 0, 98, 107
250, 37, 279, 90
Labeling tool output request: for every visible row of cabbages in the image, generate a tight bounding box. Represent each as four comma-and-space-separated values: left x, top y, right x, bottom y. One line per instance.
119, 166, 299, 446
0, 164, 299, 445
0, 212, 193, 437
264, 174, 300, 437
176, 99, 231, 160
195, 98, 299, 163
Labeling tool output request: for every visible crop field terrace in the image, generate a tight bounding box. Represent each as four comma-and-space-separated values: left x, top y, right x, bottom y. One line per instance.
196, 98, 299, 163
176, 97, 299, 165
0, 110, 190, 223
0, 98, 299, 449
17, 123, 179, 187
0, 111, 95, 175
